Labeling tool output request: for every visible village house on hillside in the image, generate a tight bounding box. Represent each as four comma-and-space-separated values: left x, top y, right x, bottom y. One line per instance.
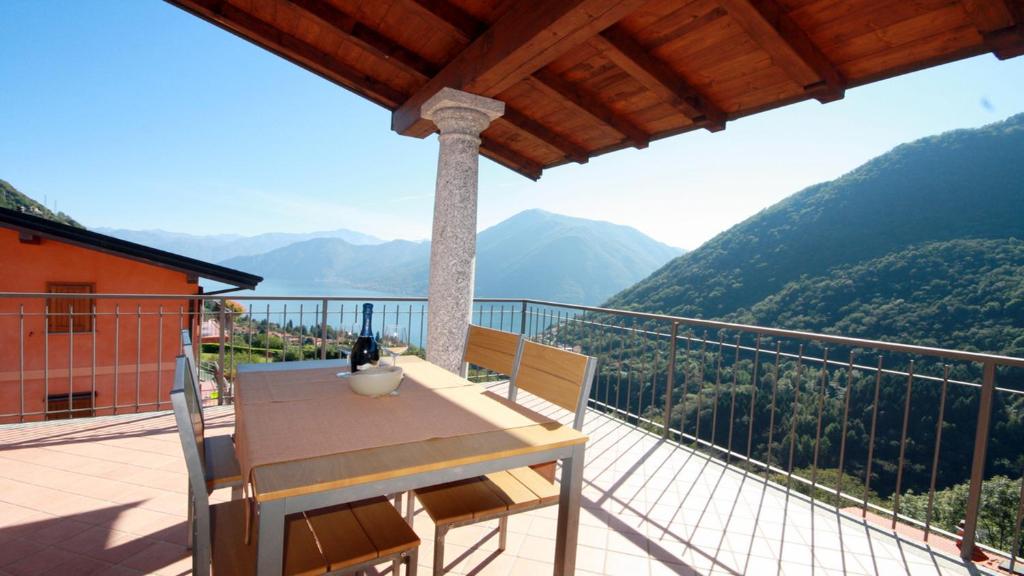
0, 207, 261, 422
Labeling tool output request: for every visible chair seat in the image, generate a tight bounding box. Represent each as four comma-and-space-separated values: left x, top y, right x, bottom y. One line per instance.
210, 497, 419, 576
415, 467, 559, 525
204, 435, 242, 491
209, 499, 325, 576
310, 497, 421, 572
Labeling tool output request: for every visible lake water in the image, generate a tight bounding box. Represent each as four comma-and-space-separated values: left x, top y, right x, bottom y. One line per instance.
201, 279, 528, 349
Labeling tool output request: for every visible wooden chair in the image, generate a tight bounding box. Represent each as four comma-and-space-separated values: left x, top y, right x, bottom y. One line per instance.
411, 340, 597, 575
171, 356, 421, 575
460, 324, 555, 481
461, 324, 522, 380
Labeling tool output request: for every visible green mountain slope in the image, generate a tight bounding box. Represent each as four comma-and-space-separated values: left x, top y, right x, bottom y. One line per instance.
223, 210, 682, 304
608, 114, 1024, 330
0, 179, 82, 228
731, 239, 1024, 356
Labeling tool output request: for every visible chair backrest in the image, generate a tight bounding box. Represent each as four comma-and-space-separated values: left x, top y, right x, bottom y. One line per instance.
181, 329, 204, 413
510, 340, 597, 430
170, 355, 212, 574
462, 324, 522, 377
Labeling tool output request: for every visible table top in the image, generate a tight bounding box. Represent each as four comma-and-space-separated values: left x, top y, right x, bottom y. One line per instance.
234, 356, 588, 503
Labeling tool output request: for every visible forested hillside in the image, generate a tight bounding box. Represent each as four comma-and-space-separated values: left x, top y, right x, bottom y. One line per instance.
608, 113, 1024, 336
0, 179, 82, 227
731, 239, 1024, 357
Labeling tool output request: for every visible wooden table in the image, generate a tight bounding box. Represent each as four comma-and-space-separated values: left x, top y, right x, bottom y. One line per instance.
234, 356, 588, 575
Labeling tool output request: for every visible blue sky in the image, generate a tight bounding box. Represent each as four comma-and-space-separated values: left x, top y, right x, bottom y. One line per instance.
2, 1, 1023, 250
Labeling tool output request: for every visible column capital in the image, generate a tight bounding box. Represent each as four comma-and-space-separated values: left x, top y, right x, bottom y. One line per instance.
421, 87, 505, 137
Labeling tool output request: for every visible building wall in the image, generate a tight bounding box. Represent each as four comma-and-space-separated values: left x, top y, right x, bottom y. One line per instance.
0, 227, 200, 423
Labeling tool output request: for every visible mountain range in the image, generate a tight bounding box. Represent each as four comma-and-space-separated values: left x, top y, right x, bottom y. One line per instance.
607, 113, 1024, 356
222, 209, 684, 304
0, 179, 682, 305
96, 227, 383, 262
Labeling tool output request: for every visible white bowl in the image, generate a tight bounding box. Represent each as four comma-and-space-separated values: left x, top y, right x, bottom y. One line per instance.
342, 365, 403, 397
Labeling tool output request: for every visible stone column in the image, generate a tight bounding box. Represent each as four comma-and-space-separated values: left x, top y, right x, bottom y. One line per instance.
421, 88, 504, 374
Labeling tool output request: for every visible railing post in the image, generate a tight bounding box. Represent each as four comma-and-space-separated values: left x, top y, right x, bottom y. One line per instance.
520, 300, 528, 335
663, 321, 679, 439
320, 299, 330, 360
961, 360, 997, 560
217, 299, 227, 406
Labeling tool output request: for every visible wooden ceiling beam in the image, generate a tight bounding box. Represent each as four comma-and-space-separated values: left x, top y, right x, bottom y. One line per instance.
400, 0, 590, 163
286, 0, 585, 166
594, 26, 726, 132
961, 0, 1024, 60
717, 0, 845, 103
391, 0, 649, 138
480, 135, 543, 180
530, 70, 650, 149
405, 0, 487, 43
287, 0, 437, 78
168, 0, 406, 108
499, 110, 590, 164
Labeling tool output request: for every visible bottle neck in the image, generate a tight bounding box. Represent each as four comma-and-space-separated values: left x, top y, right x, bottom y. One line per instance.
360, 307, 374, 337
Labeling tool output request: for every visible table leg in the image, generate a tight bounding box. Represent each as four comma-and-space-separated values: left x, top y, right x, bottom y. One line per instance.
554, 444, 585, 575
257, 499, 285, 575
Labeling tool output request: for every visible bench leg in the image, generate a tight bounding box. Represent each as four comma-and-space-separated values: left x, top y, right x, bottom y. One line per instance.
433, 525, 449, 576
498, 516, 508, 551
405, 492, 415, 525
406, 548, 418, 576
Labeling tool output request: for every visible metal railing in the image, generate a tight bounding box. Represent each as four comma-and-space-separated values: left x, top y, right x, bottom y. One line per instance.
1, 292, 1022, 565
517, 299, 1024, 567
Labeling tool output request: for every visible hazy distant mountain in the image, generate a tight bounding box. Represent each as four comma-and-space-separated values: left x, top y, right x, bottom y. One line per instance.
225, 210, 683, 304
95, 227, 383, 262
475, 209, 683, 304
222, 238, 429, 294
0, 180, 82, 228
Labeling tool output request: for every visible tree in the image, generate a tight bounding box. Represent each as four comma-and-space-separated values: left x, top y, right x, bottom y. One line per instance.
901, 475, 1022, 552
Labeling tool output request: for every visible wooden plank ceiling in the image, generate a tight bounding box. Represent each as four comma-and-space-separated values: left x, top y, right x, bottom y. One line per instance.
167, 0, 1024, 179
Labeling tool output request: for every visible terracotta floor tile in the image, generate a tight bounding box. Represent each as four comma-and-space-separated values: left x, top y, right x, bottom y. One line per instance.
3, 547, 79, 576
0, 540, 47, 569
49, 556, 116, 576
0, 403, 988, 576
118, 540, 189, 574
56, 526, 155, 565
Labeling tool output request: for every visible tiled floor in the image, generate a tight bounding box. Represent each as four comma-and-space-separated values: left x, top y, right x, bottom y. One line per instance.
0, 391, 985, 575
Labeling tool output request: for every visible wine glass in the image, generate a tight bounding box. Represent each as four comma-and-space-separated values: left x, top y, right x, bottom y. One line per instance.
378, 324, 409, 366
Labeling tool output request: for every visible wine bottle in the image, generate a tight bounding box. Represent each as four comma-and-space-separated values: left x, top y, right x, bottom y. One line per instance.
349, 303, 379, 372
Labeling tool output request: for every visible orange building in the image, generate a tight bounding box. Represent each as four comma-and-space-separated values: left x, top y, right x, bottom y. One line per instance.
0, 207, 261, 423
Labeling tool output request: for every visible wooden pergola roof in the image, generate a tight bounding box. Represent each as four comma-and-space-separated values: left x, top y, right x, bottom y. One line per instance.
167, 0, 1024, 179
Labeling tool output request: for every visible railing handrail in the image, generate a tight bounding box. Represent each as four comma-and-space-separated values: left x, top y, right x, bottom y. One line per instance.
521, 298, 1024, 368
3, 292, 1023, 367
